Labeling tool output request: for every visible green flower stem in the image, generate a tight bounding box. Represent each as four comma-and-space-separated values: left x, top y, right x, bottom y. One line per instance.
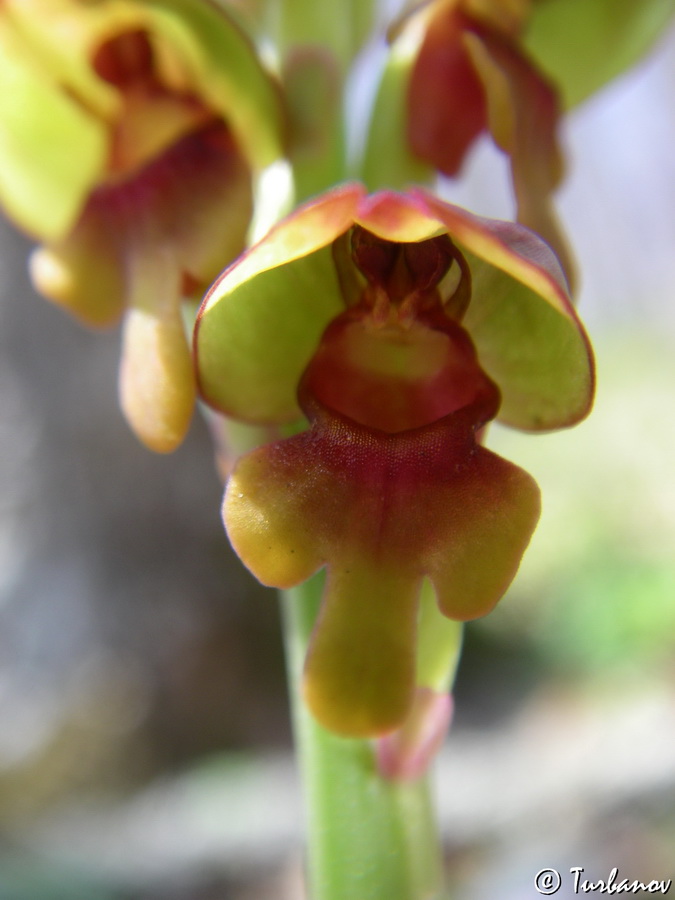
282, 573, 448, 900
416, 581, 463, 693
273, 0, 378, 72
359, 37, 434, 193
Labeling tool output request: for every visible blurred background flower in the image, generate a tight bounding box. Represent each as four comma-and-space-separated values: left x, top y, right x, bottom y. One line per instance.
0, 12, 673, 900
0, 0, 284, 453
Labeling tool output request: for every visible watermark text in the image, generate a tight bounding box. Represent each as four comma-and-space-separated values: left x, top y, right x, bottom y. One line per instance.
534, 867, 672, 895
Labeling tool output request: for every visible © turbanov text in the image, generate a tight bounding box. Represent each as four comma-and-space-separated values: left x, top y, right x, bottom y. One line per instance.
535, 867, 672, 895
570, 868, 672, 895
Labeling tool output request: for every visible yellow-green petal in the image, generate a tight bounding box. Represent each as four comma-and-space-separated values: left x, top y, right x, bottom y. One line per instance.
197, 185, 594, 431
415, 189, 594, 429
196, 185, 362, 421
0, 20, 106, 240
119, 248, 195, 453
304, 562, 419, 737
143, 0, 286, 170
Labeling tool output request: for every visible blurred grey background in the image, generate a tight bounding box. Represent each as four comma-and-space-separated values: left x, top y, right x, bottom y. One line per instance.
1, 19, 675, 900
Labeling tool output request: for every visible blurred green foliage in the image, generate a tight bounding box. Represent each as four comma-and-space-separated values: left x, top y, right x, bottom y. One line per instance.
480, 330, 675, 680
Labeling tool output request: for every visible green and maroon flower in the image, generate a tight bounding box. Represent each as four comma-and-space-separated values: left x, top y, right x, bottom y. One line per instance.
195, 183, 593, 737
0, 0, 284, 451
364, 0, 675, 284
365, 0, 571, 278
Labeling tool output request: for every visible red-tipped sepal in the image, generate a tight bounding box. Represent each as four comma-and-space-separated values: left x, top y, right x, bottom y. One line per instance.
376, 688, 454, 781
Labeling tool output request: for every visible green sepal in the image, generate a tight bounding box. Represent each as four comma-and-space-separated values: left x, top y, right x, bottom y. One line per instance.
196, 186, 360, 422
142, 0, 286, 171
0, 0, 284, 242
526, 0, 675, 108
196, 184, 594, 433
0, 19, 106, 240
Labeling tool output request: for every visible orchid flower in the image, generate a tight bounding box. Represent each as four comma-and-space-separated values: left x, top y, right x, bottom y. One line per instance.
195, 183, 594, 737
364, 0, 571, 276
363, 0, 675, 286
0, 0, 284, 451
